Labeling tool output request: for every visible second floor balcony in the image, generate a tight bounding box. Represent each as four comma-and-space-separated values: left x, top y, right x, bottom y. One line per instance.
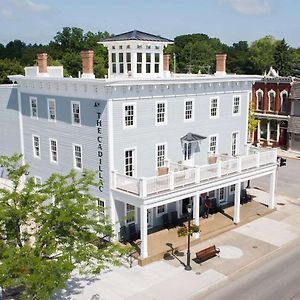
112, 147, 277, 199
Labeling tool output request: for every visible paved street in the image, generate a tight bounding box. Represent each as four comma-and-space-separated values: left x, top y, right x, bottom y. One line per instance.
252, 157, 300, 199
200, 243, 300, 300
55, 191, 300, 300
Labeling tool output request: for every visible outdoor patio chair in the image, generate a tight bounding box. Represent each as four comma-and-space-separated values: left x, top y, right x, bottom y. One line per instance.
170, 211, 178, 227
162, 213, 170, 228
128, 223, 138, 241
241, 189, 252, 204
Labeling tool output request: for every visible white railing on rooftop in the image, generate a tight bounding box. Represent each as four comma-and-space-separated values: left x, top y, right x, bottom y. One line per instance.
112, 148, 277, 198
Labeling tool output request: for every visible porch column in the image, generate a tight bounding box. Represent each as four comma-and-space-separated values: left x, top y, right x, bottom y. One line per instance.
267, 121, 270, 144
109, 193, 117, 240
269, 170, 276, 209
233, 182, 241, 224
140, 205, 148, 258
276, 121, 280, 143
193, 195, 200, 238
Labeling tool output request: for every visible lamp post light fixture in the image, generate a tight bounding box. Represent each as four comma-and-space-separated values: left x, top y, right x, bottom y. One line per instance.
185, 203, 193, 271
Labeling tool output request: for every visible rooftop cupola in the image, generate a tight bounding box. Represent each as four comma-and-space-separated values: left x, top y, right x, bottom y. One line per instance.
101, 30, 173, 79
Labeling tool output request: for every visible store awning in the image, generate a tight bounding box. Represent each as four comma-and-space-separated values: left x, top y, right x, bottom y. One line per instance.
180, 132, 207, 143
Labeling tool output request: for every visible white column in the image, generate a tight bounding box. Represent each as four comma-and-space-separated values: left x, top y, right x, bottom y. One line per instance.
234, 182, 241, 224
176, 200, 181, 218
276, 122, 280, 142
269, 170, 276, 209
267, 121, 270, 143
140, 205, 148, 258
193, 195, 200, 239
257, 120, 261, 144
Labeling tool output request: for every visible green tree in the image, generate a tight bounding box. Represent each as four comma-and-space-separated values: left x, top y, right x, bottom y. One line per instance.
249, 36, 277, 74
0, 154, 128, 300
274, 39, 293, 76
248, 102, 259, 142
0, 58, 24, 83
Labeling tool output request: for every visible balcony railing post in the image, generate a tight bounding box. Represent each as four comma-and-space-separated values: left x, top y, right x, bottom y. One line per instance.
195, 167, 201, 184
217, 161, 222, 178
256, 151, 260, 168
139, 177, 147, 198
237, 157, 242, 172
169, 171, 174, 190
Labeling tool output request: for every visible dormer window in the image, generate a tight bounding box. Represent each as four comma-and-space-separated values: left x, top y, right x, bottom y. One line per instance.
137, 53, 142, 73
126, 53, 131, 72
119, 53, 124, 74
112, 53, 116, 73
146, 53, 151, 73
155, 53, 160, 73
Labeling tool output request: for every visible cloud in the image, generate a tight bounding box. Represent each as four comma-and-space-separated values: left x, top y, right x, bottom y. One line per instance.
10, 0, 50, 13
221, 0, 271, 15
0, 8, 14, 19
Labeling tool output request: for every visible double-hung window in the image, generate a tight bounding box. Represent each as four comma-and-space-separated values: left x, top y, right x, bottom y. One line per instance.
73, 144, 82, 169
119, 53, 124, 74
47, 99, 56, 121
146, 53, 151, 73
157, 205, 166, 216
154, 53, 160, 73
210, 97, 219, 118
269, 90, 275, 111
184, 99, 194, 121
126, 203, 135, 224
72, 101, 81, 125
233, 96, 240, 115
124, 103, 136, 128
33, 135, 40, 158
231, 132, 239, 156
49, 139, 58, 163
137, 53, 142, 73
156, 101, 167, 125
256, 90, 263, 110
30, 97, 38, 118
112, 53, 116, 73
98, 199, 105, 218
209, 135, 218, 154
156, 144, 166, 168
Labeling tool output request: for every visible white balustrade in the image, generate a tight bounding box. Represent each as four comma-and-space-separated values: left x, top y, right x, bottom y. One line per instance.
115, 173, 139, 195
113, 148, 277, 198
146, 174, 170, 195
199, 163, 218, 181
173, 168, 196, 188
241, 154, 257, 170
221, 159, 238, 176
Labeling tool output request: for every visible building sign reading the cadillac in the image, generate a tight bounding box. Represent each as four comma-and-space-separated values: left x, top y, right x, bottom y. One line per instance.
96, 111, 104, 192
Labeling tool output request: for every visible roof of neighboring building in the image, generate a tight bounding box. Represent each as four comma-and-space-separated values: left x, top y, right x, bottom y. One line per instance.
102, 30, 173, 43
290, 82, 300, 100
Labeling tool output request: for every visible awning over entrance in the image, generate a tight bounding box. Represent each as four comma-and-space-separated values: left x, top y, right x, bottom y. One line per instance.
180, 132, 206, 143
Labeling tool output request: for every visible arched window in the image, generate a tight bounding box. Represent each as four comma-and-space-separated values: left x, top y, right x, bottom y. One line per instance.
268, 90, 276, 111
280, 90, 288, 113
256, 89, 263, 110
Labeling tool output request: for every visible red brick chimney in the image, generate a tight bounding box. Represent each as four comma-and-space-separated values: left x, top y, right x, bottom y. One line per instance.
37, 53, 48, 74
81, 50, 95, 79
163, 54, 170, 71
215, 53, 227, 76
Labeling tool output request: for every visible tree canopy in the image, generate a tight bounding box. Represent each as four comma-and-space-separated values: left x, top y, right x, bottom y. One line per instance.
0, 154, 128, 300
1, 27, 300, 83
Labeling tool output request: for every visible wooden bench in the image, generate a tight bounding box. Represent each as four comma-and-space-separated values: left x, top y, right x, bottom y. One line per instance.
196, 245, 220, 263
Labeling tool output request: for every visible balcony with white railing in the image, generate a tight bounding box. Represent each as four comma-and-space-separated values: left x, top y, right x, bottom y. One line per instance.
112, 147, 277, 199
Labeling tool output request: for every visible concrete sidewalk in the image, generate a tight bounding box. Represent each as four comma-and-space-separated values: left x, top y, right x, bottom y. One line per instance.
55, 190, 300, 300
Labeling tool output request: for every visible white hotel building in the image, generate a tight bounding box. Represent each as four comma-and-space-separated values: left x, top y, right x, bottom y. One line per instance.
0, 30, 277, 259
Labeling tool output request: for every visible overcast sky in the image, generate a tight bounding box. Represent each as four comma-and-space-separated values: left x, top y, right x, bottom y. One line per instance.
1, 0, 300, 47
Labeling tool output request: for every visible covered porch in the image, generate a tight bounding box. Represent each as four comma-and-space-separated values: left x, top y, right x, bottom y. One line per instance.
137, 197, 273, 266
112, 147, 277, 260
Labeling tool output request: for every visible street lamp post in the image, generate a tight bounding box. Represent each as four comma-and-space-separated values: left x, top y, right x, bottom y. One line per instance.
185, 203, 192, 271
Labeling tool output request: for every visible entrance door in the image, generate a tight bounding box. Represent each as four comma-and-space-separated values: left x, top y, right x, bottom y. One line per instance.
125, 149, 136, 177
182, 197, 192, 215
279, 128, 287, 147
147, 208, 153, 228
183, 142, 194, 166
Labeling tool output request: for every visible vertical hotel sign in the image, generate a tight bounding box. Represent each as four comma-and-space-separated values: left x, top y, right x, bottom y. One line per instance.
96, 111, 104, 192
